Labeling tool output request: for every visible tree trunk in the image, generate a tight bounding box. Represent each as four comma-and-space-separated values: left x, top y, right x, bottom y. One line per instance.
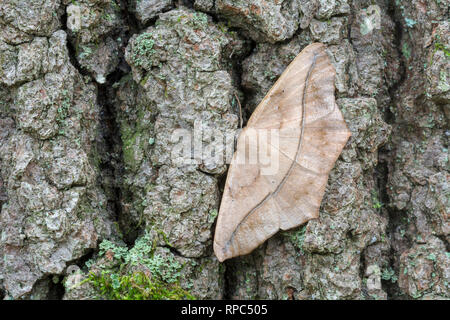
0, 0, 448, 300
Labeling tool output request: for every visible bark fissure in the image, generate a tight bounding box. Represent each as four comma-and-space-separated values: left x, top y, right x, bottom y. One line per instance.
1, 0, 447, 300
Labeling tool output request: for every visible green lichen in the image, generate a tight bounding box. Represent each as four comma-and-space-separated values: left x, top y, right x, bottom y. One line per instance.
438, 70, 450, 92
99, 239, 128, 260
89, 233, 194, 299
381, 267, 398, 283
426, 253, 437, 262
132, 33, 156, 68
264, 70, 277, 81
78, 46, 93, 60
193, 12, 208, 25
285, 225, 307, 253
360, 20, 371, 36
404, 18, 417, 28
208, 209, 218, 224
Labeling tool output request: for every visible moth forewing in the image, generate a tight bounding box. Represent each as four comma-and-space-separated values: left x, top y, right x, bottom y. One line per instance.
213, 43, 351, 262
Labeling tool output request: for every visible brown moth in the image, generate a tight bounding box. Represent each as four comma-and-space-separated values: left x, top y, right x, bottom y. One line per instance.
213, 43, 351, 262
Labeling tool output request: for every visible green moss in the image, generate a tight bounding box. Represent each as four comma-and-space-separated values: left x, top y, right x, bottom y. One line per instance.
434, 40, 450, 58
91, 234, 195, 299
140, 73, 151, 86
264, 70, 277, 81
88, 271, 194, 300
429, 34, 450, 66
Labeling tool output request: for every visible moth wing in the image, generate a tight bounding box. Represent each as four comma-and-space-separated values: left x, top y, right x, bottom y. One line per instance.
214, 43, 351, 262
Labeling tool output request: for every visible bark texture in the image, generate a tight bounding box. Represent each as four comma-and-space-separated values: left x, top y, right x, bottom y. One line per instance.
0, 0, 448, 300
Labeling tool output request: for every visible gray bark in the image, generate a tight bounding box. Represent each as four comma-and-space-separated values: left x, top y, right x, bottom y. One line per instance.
0, 0, 448, 300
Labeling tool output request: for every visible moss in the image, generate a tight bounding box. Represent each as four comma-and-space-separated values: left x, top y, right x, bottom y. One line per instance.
139, 73, 151, 86
429, 34, 450, 67
434, 39, 450, 58
88, 271, 194, 300
90, 234, 195, 299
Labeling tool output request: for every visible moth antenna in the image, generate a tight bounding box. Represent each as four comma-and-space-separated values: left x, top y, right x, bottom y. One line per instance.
234, 92, 243, 129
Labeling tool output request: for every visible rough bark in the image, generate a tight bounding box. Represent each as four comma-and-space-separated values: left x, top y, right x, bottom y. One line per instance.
0, 0, 448, 300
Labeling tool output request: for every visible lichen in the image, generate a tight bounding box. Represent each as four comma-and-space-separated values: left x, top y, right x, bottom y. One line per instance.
86, 234, 195, 299
131, 33, 156, 68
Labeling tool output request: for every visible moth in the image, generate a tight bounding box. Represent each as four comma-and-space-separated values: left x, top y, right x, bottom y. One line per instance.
213, 43, 351, 262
